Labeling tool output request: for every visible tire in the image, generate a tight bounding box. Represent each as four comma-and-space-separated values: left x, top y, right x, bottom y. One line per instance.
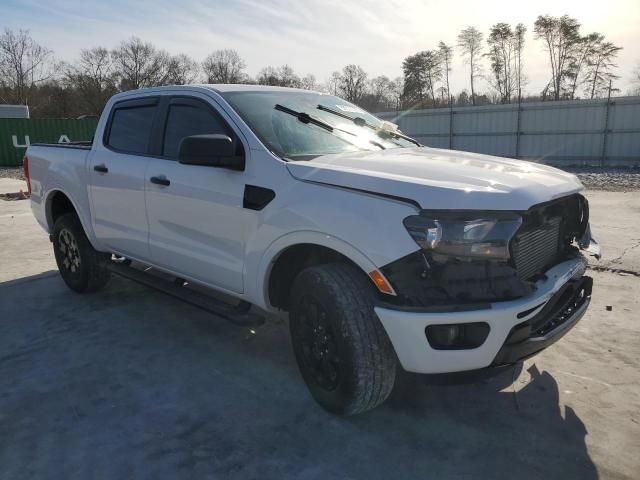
52, 213, 111, 293
289, 263, 397, 415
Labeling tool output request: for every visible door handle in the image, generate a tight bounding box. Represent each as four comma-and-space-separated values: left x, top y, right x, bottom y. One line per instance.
94, 164, 108, 173
150, 176, 170, 186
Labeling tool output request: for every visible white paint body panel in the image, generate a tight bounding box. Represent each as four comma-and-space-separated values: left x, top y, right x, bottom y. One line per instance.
144, 157, 249, 293
26, 84, 589, 375
89, 149, 150, 259
375, 258, 588, 373
287, 147, 585, 211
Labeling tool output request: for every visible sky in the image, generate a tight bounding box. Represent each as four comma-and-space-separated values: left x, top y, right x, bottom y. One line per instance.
2, 0, 639, 96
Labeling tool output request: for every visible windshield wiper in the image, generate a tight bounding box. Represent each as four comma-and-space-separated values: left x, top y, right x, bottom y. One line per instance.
274, 104, 385, 150
275, 104, 335, 132
316, 105, 421, 147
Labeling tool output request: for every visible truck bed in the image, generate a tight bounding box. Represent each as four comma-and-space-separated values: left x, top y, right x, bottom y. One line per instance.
25, 143, 94, 234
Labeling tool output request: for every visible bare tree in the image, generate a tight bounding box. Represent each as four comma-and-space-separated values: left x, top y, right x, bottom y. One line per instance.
167, 54, 199, 85
438, 41, 453, 103
369, 76, 391, 101
326, 71, 341, 95
456, 89, 471, 106
0, 28, 54, 105
514, 23, 527, 101
631, 62, 640, 95
585, 41, 622, 98
256, 66, 278, 86
485, 23, 516, 103
65, 47, 117, 115
423, 51, 443, 104
111, 37, 172, 90
534, 15, 582, 100
300, 74, 317, 90
365, 75, 394, 111
457, 26, 483, 105
202, 49, 246, 84
391, 77, 403, 110
566, 33, 601, 99
338, 64, 368, 103
274, 65, 300, 87
257, 64, 301, 87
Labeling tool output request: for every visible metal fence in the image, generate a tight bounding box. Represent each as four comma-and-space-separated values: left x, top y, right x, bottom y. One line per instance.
0, 104, 29, 119
377, 96, 640, 167
0, 118, 98, 167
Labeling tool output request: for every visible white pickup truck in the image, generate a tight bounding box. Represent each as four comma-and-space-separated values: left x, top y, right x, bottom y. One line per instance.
25, 84, 600, 415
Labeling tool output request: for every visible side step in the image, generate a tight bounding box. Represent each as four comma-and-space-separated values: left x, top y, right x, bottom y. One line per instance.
107, 262, 265, 327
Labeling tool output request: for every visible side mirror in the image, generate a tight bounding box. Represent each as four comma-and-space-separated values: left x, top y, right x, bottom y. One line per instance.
178, 134, 245, 171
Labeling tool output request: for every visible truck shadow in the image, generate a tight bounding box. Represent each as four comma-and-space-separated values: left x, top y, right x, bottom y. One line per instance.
379, 363, 598, 479
0, 271, 599, 480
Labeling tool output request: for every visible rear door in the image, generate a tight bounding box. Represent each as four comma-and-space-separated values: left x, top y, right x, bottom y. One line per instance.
89, 97, 158, 260
144, 95, 251, 293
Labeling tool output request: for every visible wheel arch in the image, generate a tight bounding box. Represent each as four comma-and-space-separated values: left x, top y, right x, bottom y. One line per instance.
257, 232, 396, 311
45, 189, 96, 247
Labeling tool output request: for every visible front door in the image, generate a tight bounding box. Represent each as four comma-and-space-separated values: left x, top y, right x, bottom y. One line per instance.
90, 97, 158, 260
144, 96, 250, 294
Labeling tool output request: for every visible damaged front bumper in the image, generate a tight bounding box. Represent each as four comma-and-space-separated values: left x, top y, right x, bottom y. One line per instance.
578, 223, 602, 260
374, 257, 591, 374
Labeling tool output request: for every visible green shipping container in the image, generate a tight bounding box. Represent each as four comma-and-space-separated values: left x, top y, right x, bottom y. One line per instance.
0, 118, 99, 166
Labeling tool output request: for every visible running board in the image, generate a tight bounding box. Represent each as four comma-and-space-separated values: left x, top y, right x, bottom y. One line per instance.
107, 262, 265, 327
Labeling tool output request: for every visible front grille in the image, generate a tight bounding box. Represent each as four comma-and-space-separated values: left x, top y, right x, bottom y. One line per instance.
512, 216, 561, 280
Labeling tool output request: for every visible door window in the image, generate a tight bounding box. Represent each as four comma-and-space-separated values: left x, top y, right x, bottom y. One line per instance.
106, 105, 157, 154
163, 103, 232, 159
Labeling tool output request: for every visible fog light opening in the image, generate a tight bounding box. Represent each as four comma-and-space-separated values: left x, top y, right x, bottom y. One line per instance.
425, 322, 490, 350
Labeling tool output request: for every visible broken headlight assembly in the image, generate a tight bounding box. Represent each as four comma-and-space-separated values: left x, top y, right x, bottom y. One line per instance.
403, 212, 523, 260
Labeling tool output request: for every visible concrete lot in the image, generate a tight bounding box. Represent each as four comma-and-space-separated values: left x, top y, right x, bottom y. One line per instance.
0, 178, 638, 480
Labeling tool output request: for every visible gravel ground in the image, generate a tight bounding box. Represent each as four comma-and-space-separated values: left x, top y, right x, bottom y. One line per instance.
2, 165, 639, 190
564, 167, 640, 191
0, 167, 23, 180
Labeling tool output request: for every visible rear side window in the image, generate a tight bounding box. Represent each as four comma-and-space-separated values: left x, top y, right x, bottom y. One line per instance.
163, 104, 231, 158
106, 105, 157, 154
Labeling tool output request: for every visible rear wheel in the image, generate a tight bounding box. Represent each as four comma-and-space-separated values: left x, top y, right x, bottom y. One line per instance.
53, 213, 111, 293
289, 263, 397, 415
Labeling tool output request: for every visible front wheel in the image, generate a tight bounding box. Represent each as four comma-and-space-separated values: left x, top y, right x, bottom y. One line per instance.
289, 263, 397, 415
53, 213, 111, 293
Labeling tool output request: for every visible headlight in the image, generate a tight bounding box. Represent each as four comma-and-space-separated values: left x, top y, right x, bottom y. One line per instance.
403, 212, 522, 260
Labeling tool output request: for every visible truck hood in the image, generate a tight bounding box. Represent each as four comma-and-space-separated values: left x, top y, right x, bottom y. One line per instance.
286, 147, 584, 210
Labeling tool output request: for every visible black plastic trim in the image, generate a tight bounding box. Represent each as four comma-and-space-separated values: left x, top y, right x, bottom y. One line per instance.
31, 142, 92, 150
492, 276, 592, 365
411, 193, 588, 221
107, 261, 264, 327
379, 250, 532, 308
148, 96, 169, 157
150, 176, 170, 186
297, 178, 421, 210
243, 185, 275, 210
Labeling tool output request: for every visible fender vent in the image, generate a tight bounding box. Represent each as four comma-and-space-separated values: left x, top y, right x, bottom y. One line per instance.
243, 185, 275, 211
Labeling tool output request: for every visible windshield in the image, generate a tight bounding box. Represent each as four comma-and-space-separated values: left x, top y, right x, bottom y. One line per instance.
221, 90, 418, 160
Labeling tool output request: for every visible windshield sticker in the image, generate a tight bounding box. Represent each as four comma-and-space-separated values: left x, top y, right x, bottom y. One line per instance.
335, 104, 365, 114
